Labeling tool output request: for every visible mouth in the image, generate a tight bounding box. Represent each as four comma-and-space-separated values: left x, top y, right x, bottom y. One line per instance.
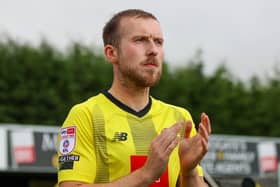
144, 63, 158, 68
143, 59, 159, 68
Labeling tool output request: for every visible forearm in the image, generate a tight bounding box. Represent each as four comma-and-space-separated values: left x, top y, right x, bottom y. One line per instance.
100, 167, 153, 187
178, 171, 208, 187
60, 167, 154, 187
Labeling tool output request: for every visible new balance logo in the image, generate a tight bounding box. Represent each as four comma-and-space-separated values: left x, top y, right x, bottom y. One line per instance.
112, 132, 128, 141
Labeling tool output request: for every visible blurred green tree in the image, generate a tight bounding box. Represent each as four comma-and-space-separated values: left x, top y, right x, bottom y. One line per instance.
0, 38, 279, 137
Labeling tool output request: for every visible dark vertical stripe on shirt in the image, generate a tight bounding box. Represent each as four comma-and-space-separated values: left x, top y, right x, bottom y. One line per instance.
127, 116, 157, 154
173, 109, 186, 139
92, 104, 109, 183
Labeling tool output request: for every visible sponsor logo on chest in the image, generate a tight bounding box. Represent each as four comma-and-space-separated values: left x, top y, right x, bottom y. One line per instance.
112, 132, 128, 142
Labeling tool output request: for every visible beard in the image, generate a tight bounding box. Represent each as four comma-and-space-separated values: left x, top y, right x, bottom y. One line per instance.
118, 59, 162, 88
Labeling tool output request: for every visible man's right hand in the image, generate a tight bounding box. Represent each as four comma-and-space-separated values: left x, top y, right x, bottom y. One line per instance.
142, 122, 183, 182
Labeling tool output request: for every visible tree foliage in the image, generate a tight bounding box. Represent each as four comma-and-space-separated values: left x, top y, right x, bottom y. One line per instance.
0, 39, 112, 125
0, 39, 279, 136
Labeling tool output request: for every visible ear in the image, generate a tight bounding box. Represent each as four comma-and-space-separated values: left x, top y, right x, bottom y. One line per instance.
104, 45, 118, 64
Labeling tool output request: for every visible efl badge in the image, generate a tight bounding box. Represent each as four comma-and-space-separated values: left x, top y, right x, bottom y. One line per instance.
59, 126, 76, 155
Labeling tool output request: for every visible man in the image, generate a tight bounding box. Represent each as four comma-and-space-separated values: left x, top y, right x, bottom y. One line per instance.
58, 9, 211, 187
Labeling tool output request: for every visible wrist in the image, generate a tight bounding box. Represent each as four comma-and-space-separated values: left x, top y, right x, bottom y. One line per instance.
180, 168, 197, 178
138, 167, 154, 185
180, 169, 207, 187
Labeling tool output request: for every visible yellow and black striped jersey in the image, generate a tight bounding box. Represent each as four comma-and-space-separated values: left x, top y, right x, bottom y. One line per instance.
57, 91, 203, 187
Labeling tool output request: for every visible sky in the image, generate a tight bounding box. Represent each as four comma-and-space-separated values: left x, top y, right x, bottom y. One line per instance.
1, 0, 280, 81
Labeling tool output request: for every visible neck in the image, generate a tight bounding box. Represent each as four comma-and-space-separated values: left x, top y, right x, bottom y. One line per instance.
108, 82, 150, 112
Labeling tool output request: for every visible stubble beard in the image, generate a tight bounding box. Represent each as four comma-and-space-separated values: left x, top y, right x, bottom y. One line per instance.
119, 62, 162, 88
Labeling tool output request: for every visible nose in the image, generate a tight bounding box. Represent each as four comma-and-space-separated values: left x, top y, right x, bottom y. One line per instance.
146, 40, 159, 56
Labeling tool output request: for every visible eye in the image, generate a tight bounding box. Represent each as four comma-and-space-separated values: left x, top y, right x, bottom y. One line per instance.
135, 37, 146, 43
154, 39, 163, 46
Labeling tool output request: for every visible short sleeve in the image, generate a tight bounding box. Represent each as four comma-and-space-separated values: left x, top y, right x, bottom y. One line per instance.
57, 103, 97, 184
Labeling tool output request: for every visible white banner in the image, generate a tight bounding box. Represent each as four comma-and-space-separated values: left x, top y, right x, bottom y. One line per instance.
0, 127, 8, 170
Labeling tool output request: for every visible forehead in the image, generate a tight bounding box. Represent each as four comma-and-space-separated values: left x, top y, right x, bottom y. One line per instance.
119, 17, 163, 38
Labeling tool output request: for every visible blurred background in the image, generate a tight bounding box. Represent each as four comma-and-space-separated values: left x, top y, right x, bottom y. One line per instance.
0, 0, 280, 186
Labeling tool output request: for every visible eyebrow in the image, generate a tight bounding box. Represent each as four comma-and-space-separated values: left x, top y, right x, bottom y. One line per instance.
132, 34, 164, 41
